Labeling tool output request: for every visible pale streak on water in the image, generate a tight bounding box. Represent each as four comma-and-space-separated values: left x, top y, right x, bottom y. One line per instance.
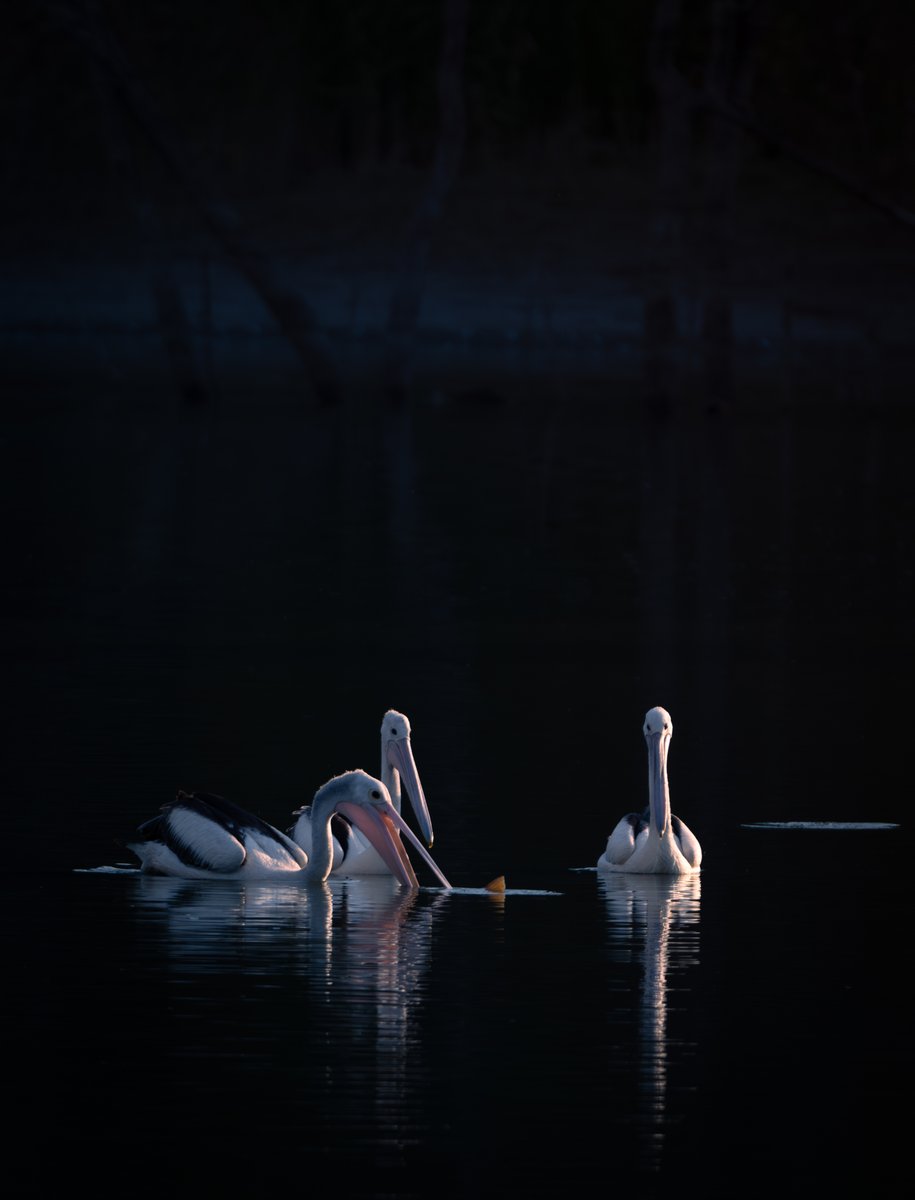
598, 872, 702, 1174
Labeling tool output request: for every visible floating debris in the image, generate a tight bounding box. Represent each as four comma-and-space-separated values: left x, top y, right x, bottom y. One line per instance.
742, 821, 899, 831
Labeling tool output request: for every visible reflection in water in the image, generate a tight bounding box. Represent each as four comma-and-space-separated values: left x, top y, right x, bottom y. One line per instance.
132, 874, 446, 968
130, 874, 449, 1174
598, 872, 701, 1172
133, 873, 339, 974
327, 878, 448, 1133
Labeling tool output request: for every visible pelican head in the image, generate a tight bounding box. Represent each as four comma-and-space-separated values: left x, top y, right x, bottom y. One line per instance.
314, 769, 451, 889
381, 709, 435, 848
644, 706, 673, 741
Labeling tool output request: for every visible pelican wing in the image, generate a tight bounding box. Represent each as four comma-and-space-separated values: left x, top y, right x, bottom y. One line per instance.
603, 812, 647, 866
153, 791, 306, 873
671, 815, 703, 869
158, 804, 248, 872
184, 791, 307, 866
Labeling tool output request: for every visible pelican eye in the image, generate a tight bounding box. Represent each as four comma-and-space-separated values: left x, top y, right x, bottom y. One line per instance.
371, 789, 382, 799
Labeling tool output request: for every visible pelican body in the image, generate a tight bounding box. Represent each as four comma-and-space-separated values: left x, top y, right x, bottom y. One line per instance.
598, 707, 702, 875
128, 769, 448, 887
293, 710, 434, 877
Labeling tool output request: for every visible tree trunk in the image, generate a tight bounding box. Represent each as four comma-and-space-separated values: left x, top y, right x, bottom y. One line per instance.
642, 0, 691, 415
697, 0, 759, 414
384, 0, 469, 401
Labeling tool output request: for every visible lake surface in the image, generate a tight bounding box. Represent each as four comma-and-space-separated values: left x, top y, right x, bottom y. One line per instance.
2, 359, 911, 1197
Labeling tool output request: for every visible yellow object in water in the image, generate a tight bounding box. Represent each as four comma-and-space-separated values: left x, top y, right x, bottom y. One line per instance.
484, 876, 506, 892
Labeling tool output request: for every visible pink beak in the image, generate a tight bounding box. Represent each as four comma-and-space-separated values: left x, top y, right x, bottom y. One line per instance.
337, 799, 452, 889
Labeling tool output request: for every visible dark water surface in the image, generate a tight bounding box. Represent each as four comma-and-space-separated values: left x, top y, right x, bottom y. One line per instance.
2, 366, 912, 1197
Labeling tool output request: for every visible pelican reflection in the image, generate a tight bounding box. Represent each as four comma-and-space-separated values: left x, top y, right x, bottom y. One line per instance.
133, 873, 339, 975
132, 874, 446, 998
598, 871, 701, 1172
131, 872, 449, 1153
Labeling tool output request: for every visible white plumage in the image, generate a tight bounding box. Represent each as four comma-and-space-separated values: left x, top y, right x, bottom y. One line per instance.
598, 707, 702, 875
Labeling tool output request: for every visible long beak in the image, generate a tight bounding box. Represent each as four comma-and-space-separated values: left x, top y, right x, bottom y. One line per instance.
337, 799, 452, 890
647, 732, 668, 837
387, 737, 435, 846
384, 805, 452, 889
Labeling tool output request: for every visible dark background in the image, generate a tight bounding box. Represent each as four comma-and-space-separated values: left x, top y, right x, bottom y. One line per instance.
2, 8, 913, 1197
3, 0, 913, 401
3, 1, 914, 868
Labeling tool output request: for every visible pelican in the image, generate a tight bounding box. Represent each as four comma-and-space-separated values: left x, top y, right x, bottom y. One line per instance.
597, 706, 702, 874
127, 769, 449, 887
292, 710, 435, 877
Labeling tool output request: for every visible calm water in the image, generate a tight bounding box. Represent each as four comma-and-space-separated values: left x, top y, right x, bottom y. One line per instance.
3, 363, 912, 1196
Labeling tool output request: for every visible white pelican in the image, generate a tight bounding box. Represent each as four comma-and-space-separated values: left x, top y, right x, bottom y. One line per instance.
597, 706, 702, 874
127, 769, 449, 887
292, 709, 436, 877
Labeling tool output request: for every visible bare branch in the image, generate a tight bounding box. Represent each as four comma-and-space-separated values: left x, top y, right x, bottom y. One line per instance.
46, 0, 341, 401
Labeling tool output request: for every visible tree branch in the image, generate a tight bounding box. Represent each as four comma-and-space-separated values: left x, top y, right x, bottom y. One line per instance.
47, 0, 341, 401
